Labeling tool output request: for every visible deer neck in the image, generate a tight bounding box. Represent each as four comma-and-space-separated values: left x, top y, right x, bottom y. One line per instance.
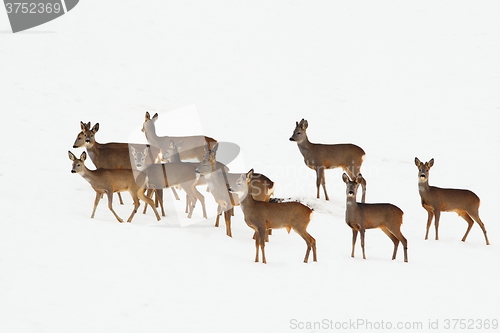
296, 136, 313, 157
144, 122, 161, 147
418, 179, 430, 196
80, 165, 97, 184
345, 195, 358, 217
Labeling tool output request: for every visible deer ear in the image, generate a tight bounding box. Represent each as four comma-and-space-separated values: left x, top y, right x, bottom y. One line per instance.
68, 151, 76, 161
80, 151, 87, 161
92, 123, 99, 133
414, 157, 421, 167
152, 113, 159, 120
342, 173, 350, 183
246, 169, 254, 179
428, 158, 434, 167
177, 140, 184, 148
303, 120, 308, 129
169, 140, 175, 149
145, 111, 151, 120
356, 173, 364, 183
295, 121, 299, 127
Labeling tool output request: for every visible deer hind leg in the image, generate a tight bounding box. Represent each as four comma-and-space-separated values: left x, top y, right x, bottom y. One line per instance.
137, 188, 161, 221
380, 226, 400, 260
106, 191, 123, 223
316, 167, 329, 200
126, 192, 141, 223
463, 210, 490, 245
298, 230, 316, 263
382, 226, 408, 262
257, 228, 267, 263
143, 189, 154, 214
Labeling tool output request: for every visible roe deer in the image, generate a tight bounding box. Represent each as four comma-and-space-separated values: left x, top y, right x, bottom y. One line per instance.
73, 121, 178, 204
68, 151, 161, 222
290, 119, 366, 202
415, 158, 489, 245
195, 144, 275, 238
142, 112, 217, 161
229, 169, 316, 264
342, 173, 408, 262
130, 145, 207, 219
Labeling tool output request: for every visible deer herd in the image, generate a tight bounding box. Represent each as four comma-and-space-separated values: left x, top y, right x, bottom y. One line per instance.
69, 113, 490, 264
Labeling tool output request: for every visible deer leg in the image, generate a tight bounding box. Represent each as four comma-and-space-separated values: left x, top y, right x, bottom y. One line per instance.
117, 192, 124, 205
170, 186, 180, 200
465, 211, 490, 245
143, 189, 153, 214
359, 229, 366, 259
299, 231, 316, 263
316, 167, 329, 200
253, 228, 261, 262
258, 228, 267, 264
351, 228, 358, 258
458, 211, 474, 243
91, 191, 102, 218
391, 228, 408, 263
215, 205, 222, 227
126, 192, 140, 223
224, 210, 232, 238
106, 191, 123, 223
192, 186, 207, 219
434, 210, 441, 240
137, 188, 161, 221
424, 209, 434, 240
156, 189, 165, 217
381, 227, 401, 260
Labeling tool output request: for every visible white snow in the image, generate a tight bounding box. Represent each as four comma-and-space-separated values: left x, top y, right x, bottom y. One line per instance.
1, 1, 499, 332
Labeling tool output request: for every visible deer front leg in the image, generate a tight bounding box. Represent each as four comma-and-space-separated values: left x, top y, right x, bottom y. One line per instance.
224, 210, 232, 238
360, 229, 366, 259
351, 228, 358, 258
91, 191, 102, 218
424, 209, 434, 240
106, 191, 123, 223
117, 192, 124, 205
316, 167, 329, 200
434, 210, 441, 240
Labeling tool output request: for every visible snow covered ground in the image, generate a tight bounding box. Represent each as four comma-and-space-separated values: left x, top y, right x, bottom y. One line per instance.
1, 1, 499, 332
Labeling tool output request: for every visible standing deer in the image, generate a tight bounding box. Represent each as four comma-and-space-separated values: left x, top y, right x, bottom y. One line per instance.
68, 151, 161, 223
142, 112, 217, 161
195, 144, 275, 238
415, 158, 489, 245
72, 121, 178, 205
290, 119, 366, 202
229, 169, 316, 264
130, 145, 207, 219
342, 173, 408, 262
